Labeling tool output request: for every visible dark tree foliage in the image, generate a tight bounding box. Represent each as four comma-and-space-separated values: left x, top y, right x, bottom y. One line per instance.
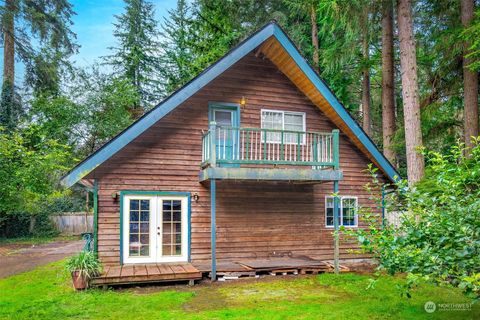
159, 0, 195, 94
159, 0, 275, 93
0, 81, 21, 130
0, 0, 78, 114
106, 0, 162, 111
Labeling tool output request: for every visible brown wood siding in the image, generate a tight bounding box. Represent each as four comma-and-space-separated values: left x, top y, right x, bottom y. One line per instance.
88, 53, 388, 266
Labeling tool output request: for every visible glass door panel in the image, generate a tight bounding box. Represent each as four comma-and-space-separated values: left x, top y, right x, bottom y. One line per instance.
160, 198, 185, 259
123, 196, 157, 263
214, 109, 234, 161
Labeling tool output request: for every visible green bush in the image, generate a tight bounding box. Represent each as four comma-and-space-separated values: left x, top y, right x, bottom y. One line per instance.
347, 139, 480, 297
0, 127, 70, 238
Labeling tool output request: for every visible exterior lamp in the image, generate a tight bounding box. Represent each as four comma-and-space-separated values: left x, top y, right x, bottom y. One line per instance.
111, 192, 119, 201
193, 193, 200, 202
240, 96, 247, 108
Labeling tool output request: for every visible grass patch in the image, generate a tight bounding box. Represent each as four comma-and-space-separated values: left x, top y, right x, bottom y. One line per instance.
0, 261, 478, 319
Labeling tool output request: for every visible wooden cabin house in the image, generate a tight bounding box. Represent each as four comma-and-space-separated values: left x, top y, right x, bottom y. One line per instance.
62, 22, 399, 285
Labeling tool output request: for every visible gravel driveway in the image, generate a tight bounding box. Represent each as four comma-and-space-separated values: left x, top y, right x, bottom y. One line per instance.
0, 240, 83, 278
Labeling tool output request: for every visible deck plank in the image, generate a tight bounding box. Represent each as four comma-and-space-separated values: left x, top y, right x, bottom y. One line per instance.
121, 265, 134, 277
157, 264, 174, 275
170, 264, 186, 278
146, 264, 160, 277
102, 266, 111, 279
106, 266, 121, 278
91, 263, 202, 286
238, 257, 329, 270
134, 265, 148, 277
181, 264, 199, 273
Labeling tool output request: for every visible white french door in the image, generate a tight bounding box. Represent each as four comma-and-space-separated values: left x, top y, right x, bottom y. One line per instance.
122, 194, 188, 264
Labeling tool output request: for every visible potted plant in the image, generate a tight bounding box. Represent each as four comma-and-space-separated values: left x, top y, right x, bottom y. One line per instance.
66, 251, 102, 290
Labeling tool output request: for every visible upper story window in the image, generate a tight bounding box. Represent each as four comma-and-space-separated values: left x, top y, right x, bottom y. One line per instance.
325, 196, 358, 227
261, 109, 306, 143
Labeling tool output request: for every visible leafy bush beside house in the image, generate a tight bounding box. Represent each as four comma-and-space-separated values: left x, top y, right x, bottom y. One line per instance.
347, 140, 480, 297
0, 127, 71, 238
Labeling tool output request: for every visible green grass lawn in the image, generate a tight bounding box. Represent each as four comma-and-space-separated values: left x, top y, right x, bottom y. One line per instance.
0, 261, 477, 320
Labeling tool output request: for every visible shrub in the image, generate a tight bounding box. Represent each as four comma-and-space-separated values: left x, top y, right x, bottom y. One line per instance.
0, 127, 70, 238
346, 140, 480, 297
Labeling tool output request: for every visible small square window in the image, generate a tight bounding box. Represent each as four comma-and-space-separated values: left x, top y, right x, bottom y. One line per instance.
325, 196, 358, 227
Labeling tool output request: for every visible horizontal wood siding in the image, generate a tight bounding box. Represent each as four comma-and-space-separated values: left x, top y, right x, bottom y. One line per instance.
88, 53, 387, 266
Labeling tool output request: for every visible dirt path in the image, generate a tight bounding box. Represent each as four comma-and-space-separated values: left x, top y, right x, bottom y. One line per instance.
0, 240, 83, 278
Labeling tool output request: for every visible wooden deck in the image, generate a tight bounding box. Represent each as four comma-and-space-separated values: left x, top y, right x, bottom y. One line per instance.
91, 263, 202, 286
194, 256, 349, 280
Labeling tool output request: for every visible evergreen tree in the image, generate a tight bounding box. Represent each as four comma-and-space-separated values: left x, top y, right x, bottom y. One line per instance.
397, 0, 425, 183
461, 0, 479, 153
159, 0, 195, 94
381, 0, 396, 165
107, 0, 162, 112
360, 2, 372, 137
0, 81, 20, 131
159, 0, 274, 93
283, 0, 320, 72
0, 0, 77, 130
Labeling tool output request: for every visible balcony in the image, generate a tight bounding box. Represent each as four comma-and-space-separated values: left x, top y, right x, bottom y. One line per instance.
199, 125, 343, 182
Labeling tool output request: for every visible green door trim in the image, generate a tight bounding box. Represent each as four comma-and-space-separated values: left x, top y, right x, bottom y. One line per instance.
208, 102, 241, 167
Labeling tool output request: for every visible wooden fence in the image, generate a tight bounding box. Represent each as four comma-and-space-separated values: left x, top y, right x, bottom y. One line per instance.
50, 212, 93, 235
385, 211, 403, 228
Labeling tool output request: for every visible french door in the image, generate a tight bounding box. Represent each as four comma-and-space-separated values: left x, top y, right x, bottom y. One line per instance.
122, 194, 188, 264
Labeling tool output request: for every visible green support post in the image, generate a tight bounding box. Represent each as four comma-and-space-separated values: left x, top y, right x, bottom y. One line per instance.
297, 132, 301, 161
263, 129, 267, 160
332, 129, 340, 169
333, 180, 340, 274
280, 131, 284, 160
93, 179, 98, 254
246, 130, 250, 160
210, 179, 217, 281
209, 121, 217, 167
381, 186, 386, 228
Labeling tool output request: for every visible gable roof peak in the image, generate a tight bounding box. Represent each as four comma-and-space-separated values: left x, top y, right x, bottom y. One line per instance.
62, 22, 399, 187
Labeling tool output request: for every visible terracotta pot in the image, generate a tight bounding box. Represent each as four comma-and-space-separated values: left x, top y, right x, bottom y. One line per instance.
71, 271, 88, 290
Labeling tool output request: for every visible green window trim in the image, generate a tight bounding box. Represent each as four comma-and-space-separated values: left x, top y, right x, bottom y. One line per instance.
325, 196, 358, 228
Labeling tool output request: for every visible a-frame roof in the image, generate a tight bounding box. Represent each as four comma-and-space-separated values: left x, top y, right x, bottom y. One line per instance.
62, 22, 400, 187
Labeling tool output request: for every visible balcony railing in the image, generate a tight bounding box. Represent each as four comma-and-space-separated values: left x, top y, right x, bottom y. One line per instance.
202, 125, 339, 169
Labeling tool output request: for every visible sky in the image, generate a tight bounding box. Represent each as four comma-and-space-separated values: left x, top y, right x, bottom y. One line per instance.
0, 0, 177, 84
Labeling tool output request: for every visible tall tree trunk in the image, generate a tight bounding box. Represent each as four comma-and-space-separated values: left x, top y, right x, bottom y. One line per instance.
461, 0, 479, 152
0, 0, 16, 131
397, 0, 424, 183
381, 0, 396, 164
310, 4, 319, 72
361, 12, 372, 137
2, 0, 15, 87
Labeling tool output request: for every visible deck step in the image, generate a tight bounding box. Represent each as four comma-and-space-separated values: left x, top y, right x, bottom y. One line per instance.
91, 263, 202, 287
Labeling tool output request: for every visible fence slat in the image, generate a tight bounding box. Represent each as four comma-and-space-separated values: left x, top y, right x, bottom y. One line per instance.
50, 213, 93, 235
